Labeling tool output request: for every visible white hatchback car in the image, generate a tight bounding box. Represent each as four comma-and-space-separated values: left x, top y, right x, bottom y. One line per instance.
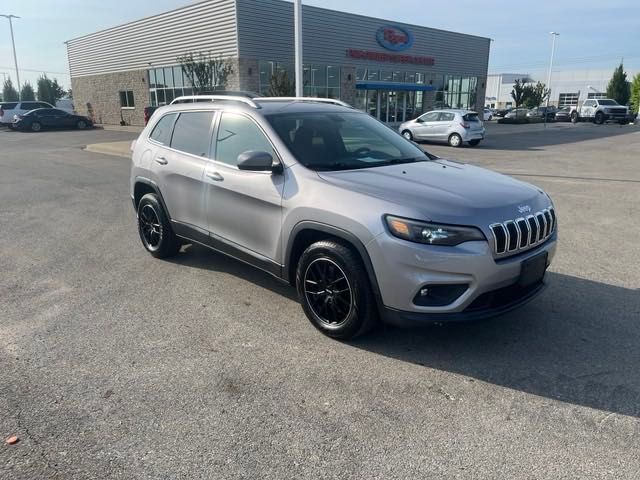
0, 100, 54, 125
399, 109, 485, 147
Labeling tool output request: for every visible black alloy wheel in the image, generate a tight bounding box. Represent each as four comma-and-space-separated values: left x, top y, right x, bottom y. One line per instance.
303, 258, 353, 327
136, 193, 180, 258
296, 240, 377, 339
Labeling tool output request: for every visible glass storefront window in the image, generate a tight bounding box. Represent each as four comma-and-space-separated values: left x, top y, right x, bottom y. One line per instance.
415, 73, 424, 84
327, 66, 340, 88
380, 70, 393, 82
149, 70, 156, 88
356, 68, 366, 81
164, 67, 174, 89
173, 66, 184, 88
367, 70, 379, 81
392, 71, 403, 82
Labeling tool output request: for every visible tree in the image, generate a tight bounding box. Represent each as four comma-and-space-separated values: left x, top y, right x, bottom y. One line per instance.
177, 52, 234, 93
67, 88, 73, 99
20, 82, 36, 101
606, 63, 631, 105
523, 81, 551, 108
629, 73, 640, 114
510, 78, 527, 109
268, 70, 295, 96
36, 74, 66, 105
2, 78, 19, 102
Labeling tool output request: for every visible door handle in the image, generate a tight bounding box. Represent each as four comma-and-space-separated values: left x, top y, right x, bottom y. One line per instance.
155, 156, 168, 165
206, 171, 224, 182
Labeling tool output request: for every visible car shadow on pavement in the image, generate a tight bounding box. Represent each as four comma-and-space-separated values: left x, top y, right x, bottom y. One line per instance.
168, 243, 298, 302
350, 272, 640, 418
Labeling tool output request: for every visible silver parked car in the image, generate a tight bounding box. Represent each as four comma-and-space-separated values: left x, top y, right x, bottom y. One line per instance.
398, 109, 485, 147
130, 96, 557, 339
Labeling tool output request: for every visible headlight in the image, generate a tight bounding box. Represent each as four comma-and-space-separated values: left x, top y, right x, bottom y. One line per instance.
385, 215, 486, 246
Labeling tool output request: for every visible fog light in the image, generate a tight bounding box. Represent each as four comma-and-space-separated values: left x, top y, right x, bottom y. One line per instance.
413, 284, 468, 307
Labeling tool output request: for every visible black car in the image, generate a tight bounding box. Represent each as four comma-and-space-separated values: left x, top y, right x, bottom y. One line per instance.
12, 108, 93, 132
494, 108, 512, 118
527, 106, 557, 121
553, 106, 572, 122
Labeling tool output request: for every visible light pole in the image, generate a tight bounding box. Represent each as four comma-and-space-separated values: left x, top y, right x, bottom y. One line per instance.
294, 0, 303, 97
546, 32, 559, 108
1, 14, 21, 99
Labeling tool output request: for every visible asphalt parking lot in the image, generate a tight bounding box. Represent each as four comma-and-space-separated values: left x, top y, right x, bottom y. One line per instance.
1, 122, 639, 479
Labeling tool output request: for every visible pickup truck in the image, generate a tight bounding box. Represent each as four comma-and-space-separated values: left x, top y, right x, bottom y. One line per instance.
570, 98, 631, 124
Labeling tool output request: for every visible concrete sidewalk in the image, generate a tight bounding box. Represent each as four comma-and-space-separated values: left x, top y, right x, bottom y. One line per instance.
84, 141, 132, 158
96, 124, 144, 133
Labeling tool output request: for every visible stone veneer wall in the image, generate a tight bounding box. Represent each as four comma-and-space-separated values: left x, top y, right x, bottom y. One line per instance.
340, 66, 356, 106
71, 70, 149, 126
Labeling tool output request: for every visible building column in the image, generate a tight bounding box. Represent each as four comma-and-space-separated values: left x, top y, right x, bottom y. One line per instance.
340, 66, 356, 106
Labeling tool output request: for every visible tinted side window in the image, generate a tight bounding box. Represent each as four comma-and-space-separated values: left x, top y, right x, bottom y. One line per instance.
215, 113, 276, 166
150, 113, 177, 145
21, 102, 38, 110
439, 112, 455, 122
1, 103, 18, 110
420, 112, 440, 122
170, 111, 214, 157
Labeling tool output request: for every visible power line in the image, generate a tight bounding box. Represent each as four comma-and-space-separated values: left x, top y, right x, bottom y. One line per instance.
0, 65, 70, 76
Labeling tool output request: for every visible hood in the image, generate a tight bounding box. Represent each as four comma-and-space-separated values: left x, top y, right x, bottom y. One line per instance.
317, 159, 551, 225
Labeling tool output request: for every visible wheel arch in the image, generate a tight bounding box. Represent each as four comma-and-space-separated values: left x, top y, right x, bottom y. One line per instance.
133, 177, 172, 219
284, 221, 382, 300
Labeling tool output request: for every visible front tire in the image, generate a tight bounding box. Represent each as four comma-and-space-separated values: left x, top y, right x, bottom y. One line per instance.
571, 111, 579, 123
401, 129, 413, 141
296, 240, 377, 339
31, 121, 42, 132
77, 120, 87, 129
594, 111, 605, 125
448, 133, 462, 147
137, 193, 180, 258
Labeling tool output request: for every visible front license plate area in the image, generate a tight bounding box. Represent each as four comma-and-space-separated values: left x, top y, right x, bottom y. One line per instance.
518, 252, 548, 288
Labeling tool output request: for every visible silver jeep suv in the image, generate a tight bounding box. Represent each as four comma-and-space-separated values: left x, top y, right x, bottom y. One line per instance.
130, 96, 557, 339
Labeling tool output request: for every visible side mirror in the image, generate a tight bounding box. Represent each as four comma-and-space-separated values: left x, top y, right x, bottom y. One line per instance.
415, 117, 424, 123
237, 150, 276, 172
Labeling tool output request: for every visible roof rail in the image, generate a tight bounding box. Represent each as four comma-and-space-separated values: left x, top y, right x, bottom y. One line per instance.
256, 97, 353, 108
170, 95, 259, 108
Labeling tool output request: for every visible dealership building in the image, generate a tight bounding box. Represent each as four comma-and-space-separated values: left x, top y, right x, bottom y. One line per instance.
66, 0, 490, 126
486, 68, 638, 109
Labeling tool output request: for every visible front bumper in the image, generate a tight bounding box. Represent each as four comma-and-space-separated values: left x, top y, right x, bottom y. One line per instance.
366, 231, 557, 325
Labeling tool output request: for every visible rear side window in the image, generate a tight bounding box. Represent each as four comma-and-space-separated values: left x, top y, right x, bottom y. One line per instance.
439, 112, 455, 121
20, 102, 39, 110
1, 102, 18, 110
170, 111, 214, 157
150, 113, 177, 145
214, 112, 276, 166
463, 113, 480, 122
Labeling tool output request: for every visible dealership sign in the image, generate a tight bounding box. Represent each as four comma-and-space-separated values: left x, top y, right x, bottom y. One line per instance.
376, 25, 414, 51
346, 49, 435, 66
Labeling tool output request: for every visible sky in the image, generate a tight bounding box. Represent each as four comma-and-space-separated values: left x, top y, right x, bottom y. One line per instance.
1, 0, 639, 91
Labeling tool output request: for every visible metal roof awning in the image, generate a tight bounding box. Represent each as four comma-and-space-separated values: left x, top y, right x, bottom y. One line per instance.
355, 81, 435, 91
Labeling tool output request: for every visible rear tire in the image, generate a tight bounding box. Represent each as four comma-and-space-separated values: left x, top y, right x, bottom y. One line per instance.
571, 111, 579, 123
77, 120, 87, 130
468, 139, 481, 146
137, 193, 180, 258
401, 130, 413, 141
31, 121, 42, 132
594, 111, 605, 125
296, 240, 377, 339
448, 133, 462, 147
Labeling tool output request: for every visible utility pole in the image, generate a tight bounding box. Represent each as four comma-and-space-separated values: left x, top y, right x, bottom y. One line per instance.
546, 32, 559, 108
544, 32, 559, 127
1, 14, 21, 99
294, 0, 303, 97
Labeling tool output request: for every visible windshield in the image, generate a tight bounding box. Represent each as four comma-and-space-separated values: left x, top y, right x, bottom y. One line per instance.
266, 111, 433, 171
598, 99, 619, 105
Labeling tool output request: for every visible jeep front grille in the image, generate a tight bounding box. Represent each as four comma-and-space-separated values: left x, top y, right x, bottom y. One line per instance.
490, 207, 556, 255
